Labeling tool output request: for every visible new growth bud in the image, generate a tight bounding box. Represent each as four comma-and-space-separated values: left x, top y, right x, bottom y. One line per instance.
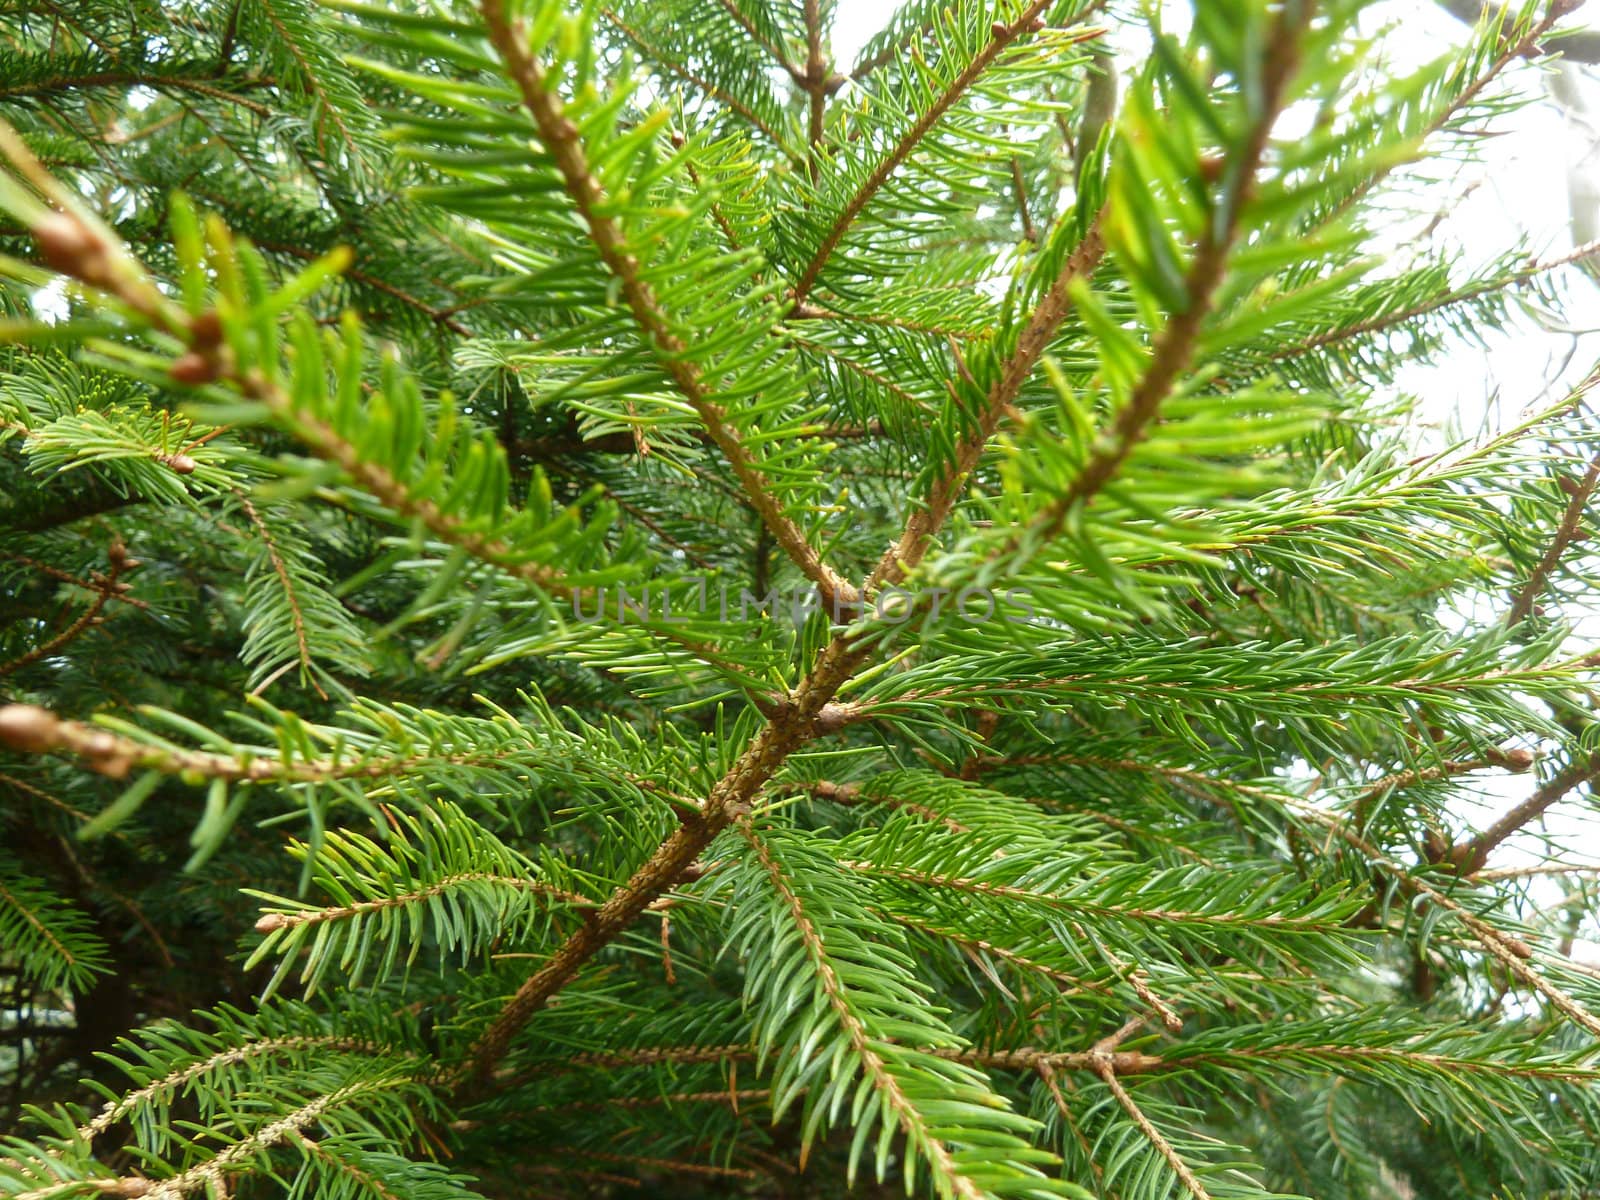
32, 212, 114, 288
0, 704, 61, 754
189, 311, 225, 349
168, 352, 220, 386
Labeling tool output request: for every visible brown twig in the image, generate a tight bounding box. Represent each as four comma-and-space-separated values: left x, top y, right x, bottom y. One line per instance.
1091, 1018, 1213, 1200
602, 9, 802, 165
252, 873, 596, 938
1506, 446, 1600, 626
789, 6, 1085, 307
0, 537, 133, 679
1280, 242, 1600, 364
1009, 154, 1038, 243
248, 238, 475, 338
237, 494, 327, 700
714, 0, 801, 80
0, 705, 523, 784
0, 553, 148, 610
1287, 797, 1600, 1039
1448, 749, 1600, 877
802, 0, 828, 163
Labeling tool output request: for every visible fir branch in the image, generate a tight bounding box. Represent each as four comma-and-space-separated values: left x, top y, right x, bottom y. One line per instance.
250, 238, 474, 337
460, 213, 1112, 1089
0, 866, 108, 993
294, 1137, 401, 1200
251, 872, 595, 936
239, 370, 580, 598
480, 0, 860, 613
887, 911, 1114, 996
1323, 0, 1575, 225
600, 9, 801, 164
1276, 239, 1600, 364
850, 15, 935, 80
1288, 798, 1600, 1039
785, 301, 983, 340
457, 634, 873, 1091
6, 6, 1599, 1191
712, 0, 801, 81
1155, 1042, 1600, 1085
840, 859, 1347, 935
736, 818, 991, 1200
1027, 6, 1306, 544
1437, 0, 1600, 63
138, 1080, 395, 1200
0, 704, 521, 784
79, 1035, 386, 1140
781, 778, 967, 831
867, 217, 1108, 592
251, 0, 361, 160
787, 4, 1078, 307
0, 553, 149, 610
1351, 747, 1536, 827
1093, 1036, 1213, 1200
0, 69, 278, 116
236, 495, 324, 700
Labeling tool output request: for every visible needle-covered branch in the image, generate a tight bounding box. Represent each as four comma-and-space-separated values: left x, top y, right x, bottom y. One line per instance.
480, 0, 861, 614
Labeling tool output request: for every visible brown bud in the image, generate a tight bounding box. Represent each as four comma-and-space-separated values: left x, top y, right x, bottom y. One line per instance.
254, 913, 289, 934
1423, 828, 1450, 862
189, 311, 224, 349
0, 704, 62, 754
1501, 934, 1534, 960
161, 453, 197, 475
813, 702, 857, 733
33, 212, 97, 276
168, 352, 218, 386
1198, 152, 1227, 184
1494, 747, 1536, 772
990, 20, 1010, 39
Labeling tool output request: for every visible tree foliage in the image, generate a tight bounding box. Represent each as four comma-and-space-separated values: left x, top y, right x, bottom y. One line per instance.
1, 0, 1599, 1197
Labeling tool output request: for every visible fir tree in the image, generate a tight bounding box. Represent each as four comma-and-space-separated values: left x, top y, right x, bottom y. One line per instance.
2, 1, 1599, 1198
